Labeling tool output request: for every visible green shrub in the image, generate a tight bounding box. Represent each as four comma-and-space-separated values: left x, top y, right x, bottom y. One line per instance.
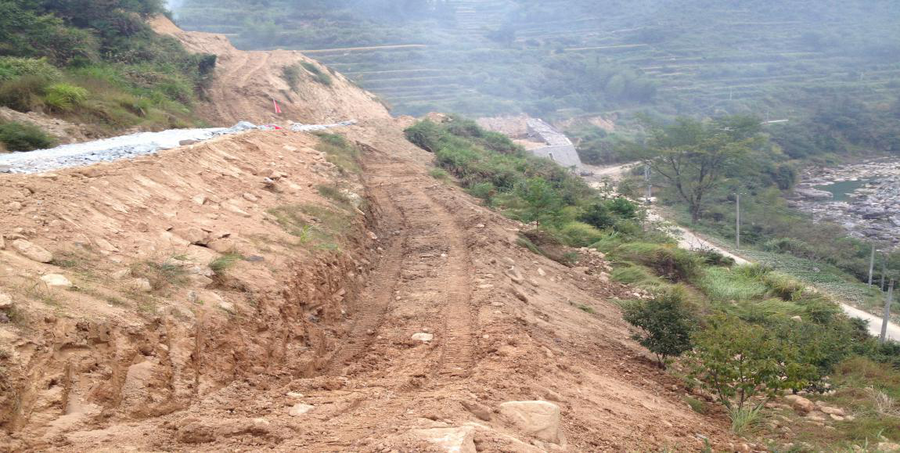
623, 286, 698, 368
404, 120, 443, 152
764, 237, 817, 259
0, 122, 56, 151
43, 83, 88, 111
698, 267, 768, 301
300, 61, 333, 86
0, 76, 50, 112
615, 242, 701, 281
579, 201, 616, 229
0, 57, 62, 82
429, 167, 450, 180
760, 272, 806, 301
559, 221, 605, 247
695, 248, 735, 267
282, 64, 302, 92
689, 314, 819, 412
467, 182, 496, 201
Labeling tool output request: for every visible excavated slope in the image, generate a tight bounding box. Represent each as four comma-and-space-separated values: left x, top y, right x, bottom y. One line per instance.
0, 119, 738, 451
149, 17, 391, 127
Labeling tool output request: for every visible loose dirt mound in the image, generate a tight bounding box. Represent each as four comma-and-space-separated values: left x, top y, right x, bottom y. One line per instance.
149, 17, 391, 127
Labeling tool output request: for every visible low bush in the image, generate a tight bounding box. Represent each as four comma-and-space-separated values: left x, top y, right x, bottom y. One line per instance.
0, 57, 62, 82
623, 286, 698, 368
763, 237, 817, 259
43, 83, 88, 111
282, 64, 302, 92
0, 76, 50, 112
614, 242, 701, 281
559, 221, 604, 247
301, 61, 333, 86
0, 121, 55, 151
697, 267, 768, 301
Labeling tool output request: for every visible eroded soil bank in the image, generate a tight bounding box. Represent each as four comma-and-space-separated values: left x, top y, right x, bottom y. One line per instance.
1, 120, 742, 451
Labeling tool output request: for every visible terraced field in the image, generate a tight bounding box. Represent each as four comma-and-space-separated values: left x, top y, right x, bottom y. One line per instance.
174, 0, 900, 118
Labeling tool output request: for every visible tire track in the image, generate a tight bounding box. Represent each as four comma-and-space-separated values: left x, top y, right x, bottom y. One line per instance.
325, 152, 476, 379
324, 184, 405, 374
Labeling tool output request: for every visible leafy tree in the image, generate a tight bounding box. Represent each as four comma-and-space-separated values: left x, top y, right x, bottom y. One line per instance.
689, 315, 816, 412
622, 288, 697, 369
641, 116, 763, 223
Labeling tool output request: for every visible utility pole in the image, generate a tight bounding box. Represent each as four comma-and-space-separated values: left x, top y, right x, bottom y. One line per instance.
735, 193, 741, 248
644, 164, 652, 205
868, 245, 876, 286
881, 279, 894, 345
881, 256, 887, 291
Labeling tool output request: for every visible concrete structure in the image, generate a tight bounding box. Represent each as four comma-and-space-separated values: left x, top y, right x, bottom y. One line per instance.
525, 119, 583, 170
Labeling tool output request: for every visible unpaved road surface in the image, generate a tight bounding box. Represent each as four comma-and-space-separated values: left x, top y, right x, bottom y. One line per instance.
0, 122, 739, 451
588, 163, 899, 342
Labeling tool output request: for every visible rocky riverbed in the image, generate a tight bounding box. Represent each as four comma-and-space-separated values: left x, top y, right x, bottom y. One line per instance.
791, 158, 900, 248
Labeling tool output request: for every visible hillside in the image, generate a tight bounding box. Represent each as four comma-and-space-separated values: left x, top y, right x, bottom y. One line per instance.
0, 121, 739, 451
172, 0, 900, 121
149, 17, 391, 126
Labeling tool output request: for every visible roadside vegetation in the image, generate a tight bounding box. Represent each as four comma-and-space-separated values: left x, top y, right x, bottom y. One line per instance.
405, 116, 652, 258
407, 115, 900, 450
618, 115, 900, 322
0, 0, 217, 139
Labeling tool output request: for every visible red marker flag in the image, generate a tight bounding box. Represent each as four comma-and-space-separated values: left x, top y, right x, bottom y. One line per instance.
272, 98, 282, 114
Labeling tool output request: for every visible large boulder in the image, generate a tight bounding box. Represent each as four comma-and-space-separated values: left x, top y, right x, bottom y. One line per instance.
12, 239, 53, 263
498, 400, 565, 444
412, 426, 476, 453
784, 395, 815, 414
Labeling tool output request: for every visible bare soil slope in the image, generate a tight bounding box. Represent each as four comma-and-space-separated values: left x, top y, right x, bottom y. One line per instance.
149, 17, 391, 127
0, 119, 739, 451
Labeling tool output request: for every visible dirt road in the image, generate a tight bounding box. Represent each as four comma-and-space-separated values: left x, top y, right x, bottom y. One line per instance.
0, 124, 741, 451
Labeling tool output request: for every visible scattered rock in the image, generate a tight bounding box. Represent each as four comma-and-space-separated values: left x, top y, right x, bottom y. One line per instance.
192, 195, 207, 206
784, 395, 815, 414
130, 278, 153, 293
0, 294, 12, 310
12, 240, 53, 263
289, 403, 314, 417
41, 274, 72, 288
819, 405, 845, 416
0, 235, 5, 250
505, 267, 524, 284
218, 300, 236, 313
511, 285, 529, 303
461, 401, 492, 421
412, 426, 476, 453
412, 332, 434, 343
877, 442, 900, 452
286, 392, 304, 399
790, 316, 802, 322
225, 203, 251, 218
498, 401, 565, 444
536, 267, 546, 277
111, 269, 131, 280
242, 192, 258, 202
179, 139, 199, 146
176, 420, 217, 444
